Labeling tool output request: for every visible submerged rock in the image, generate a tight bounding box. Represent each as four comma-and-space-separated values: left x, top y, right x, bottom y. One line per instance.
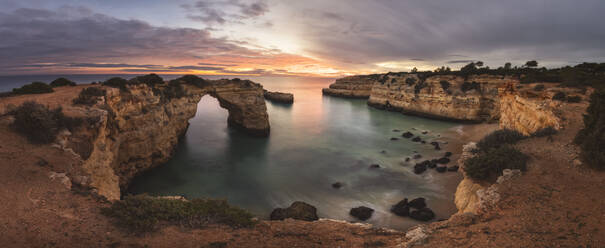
402, 132, 414, 138
393, 129, 401, 132
390, 137, 399, 141
390, 199, 410, 216
412, 137, 422, 142
408, 198, 426, 209
332, 182, 343, 189
436, 157, 450, 164
263, 90, 294, 104
436, 166, 447, 173
447, 165, 459, 172
414, 163, 427, 174
369, 164, 381, 169
270, 201, 318, 221
350, 206, 374, 221
444, 151, 453, 157
410, 208, 435, 221
413, 154, 422, 159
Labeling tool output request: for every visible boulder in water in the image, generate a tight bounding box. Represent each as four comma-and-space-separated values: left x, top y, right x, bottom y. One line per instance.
390, 199, 410, 216
436, 166, 447, 173
436, 157, 450, 164
408, 197, 426, 209
350, 206, 374, 221
413, 154, 422, 159
412, 137, 422, 142
402, 132, 414, 138
369, 164, 381, 169
390, 137, 399, 141
447, 165, 459, 172
263, 90, 294, 104
332, 182, 343, 189
414, 163, 427, 174
410, 208, 435, 221
444, 152, 453, 157
270, 201, 319, 221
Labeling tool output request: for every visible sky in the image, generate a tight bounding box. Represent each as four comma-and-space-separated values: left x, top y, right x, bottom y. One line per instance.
1, 0, 605, 77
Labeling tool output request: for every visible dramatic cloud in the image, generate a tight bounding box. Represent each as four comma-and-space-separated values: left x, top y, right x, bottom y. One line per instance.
182, 0, 269, 25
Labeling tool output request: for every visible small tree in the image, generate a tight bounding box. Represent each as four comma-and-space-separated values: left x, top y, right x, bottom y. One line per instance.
525, 60, 538, 68
411, 67, 418, 73
504, 62, 512, 70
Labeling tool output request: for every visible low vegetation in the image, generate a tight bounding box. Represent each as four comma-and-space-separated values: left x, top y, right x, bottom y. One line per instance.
533, 84, 545, 91
566, 95, 582, 103
102, 77, 129, 91
73, 87, 106, 106
129, 74, 164, 87
575, 89, 605, 169
11, 101, 82, 144
531, 127, 558, 137
171, 75, 210, 89
476, 129, 526, 151
464, 145, 529, 181
12, 82, 54, 95
552, 92, 566, 101
50, 78, 76, 87
102, 195, 256, 233
461, 81, 481, 92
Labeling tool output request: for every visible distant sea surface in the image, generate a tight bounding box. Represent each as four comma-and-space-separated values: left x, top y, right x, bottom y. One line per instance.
1, 74, 466, 230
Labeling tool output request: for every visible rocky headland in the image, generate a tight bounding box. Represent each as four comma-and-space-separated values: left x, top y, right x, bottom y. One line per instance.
263, 90, 294, 104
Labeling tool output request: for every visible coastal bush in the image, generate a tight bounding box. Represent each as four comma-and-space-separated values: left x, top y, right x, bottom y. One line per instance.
129, 74, 164, 87
101, 195, 256, 233
575, 89, 605, 169
464, 146, 529, 181
50, 78, 76, 87
552, 92, 566, 101
12, 82, 54, 95
531, 127, 558, 137
533, 84, 545, 91
405, 77, 417, 86
477, 129, 526, 151
73, 87, 106, 106
566, 95, 582, 103
414, 81, 428, 94
171, 75, 210, 89
102, 77, 129, 91
12, 101, 82, 144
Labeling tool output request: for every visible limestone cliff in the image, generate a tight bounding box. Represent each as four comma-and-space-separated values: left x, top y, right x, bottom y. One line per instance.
1, 79, 270, 201
499, 84, 562, 135
322, 75, 375, 98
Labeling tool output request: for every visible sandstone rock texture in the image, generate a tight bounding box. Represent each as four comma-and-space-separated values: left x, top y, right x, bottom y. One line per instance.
0, 79, 270, 201
322, 75, 375, 98
325, 73, 563, 135
263, 90, 294, 104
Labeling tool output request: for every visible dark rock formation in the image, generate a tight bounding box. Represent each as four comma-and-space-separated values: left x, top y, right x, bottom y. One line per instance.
436, 157, 450, 164
413, 154, 422, 159
436, 166, 447, 173
270, 201, 319, 221
393, 129, 401, 132
414, 163, 427, 174
408, 198, 427, 209
332, 182, 343, 189
410, 208, 435, 221
444, 152, 453, 157
402, 132, 414, 138
263, 90, 294, 104
369, 164, 381, 169
349, 206, 374, 221
447, 165, 459, 172
412, 137, 422, 142
390, 137, 399, 141
390, 199, 410, 216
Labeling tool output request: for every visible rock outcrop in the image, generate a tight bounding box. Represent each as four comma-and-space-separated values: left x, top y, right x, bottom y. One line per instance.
325, 73, 562, 134
0, 78, 270, 201
322, 75, 375, 98
263, 90, 294, 104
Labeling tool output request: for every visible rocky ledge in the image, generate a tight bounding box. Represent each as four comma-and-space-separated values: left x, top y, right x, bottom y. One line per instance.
0, 76, 270, 201
322, 75, 375, 98
263, 90, 294, 104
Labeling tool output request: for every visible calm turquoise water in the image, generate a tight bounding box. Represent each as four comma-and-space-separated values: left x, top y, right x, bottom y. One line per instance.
1, 75, 466, 230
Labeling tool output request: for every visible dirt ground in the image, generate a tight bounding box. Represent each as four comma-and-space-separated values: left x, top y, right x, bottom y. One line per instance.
412, 100, 605, 248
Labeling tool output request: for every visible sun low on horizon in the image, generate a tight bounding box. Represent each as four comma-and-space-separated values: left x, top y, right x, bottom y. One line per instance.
2, 0, 605, 78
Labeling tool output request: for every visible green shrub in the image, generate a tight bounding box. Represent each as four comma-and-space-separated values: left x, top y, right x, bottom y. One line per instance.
575, 89, 605, 169
50, 78, 76, 87
531, 127, 557, 137
73, 87, 106, 106
102, 77, 129, 91
129, 74, 164, 87
477, 129, 526, 151
102, 195, 256, 233
533, 84, 545, 91
11, 101, 82, 144
171, 75, 210, 88
414, 81, 428, 94
566, 95, 582, 103
552, 92, 566, 101
12, 82, 54, 95
464, 146, 529, 181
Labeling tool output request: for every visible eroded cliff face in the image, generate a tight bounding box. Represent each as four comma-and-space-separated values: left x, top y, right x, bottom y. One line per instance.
322, 75, 375, 98
24, 79, 270, 201
367, 74, 516, 122
499, 84, 562, 135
